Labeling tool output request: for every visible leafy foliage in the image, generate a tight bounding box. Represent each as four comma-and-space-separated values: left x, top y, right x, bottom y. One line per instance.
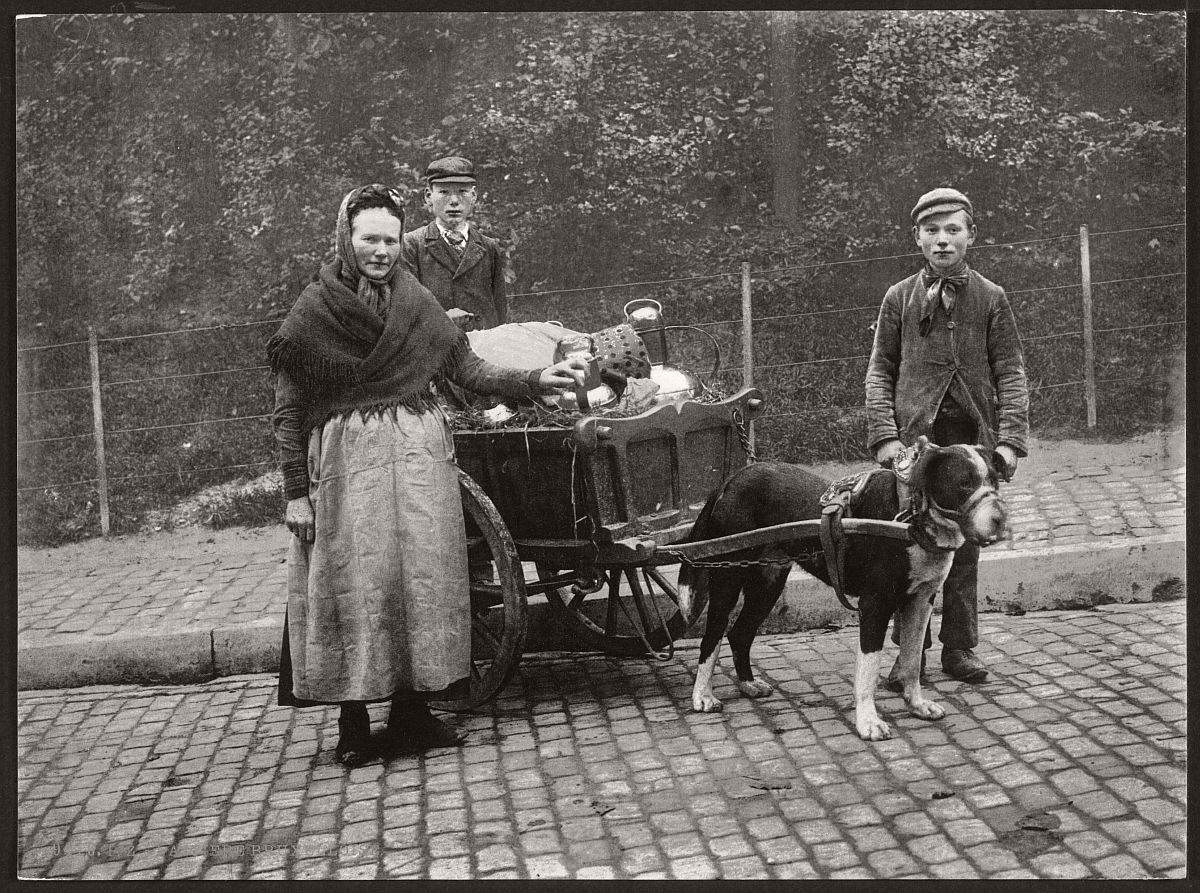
15, 11, 1185, 544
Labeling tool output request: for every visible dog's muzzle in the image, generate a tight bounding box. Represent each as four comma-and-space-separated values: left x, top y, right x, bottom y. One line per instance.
930, 487, 1010, 545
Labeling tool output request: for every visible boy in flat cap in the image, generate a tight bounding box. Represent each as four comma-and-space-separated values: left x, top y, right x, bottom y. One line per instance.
401, 156, 508, 331
865, 187, 1029, 685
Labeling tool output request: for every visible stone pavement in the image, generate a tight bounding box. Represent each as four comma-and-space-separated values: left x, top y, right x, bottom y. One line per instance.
16, 602, 1186, 880
15, 432, 1187, 689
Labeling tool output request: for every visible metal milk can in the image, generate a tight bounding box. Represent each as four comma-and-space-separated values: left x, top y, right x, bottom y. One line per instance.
624, 299, 668, 366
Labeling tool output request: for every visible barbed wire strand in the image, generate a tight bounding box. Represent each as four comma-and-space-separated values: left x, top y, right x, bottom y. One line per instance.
101, 365, 271, 390
18, 414, 273, 446
16, 338, 90, 354
21, 364, 1173, 490
726, 318, 1184, 373
16, 224, 1182, 354
97, 319, 280, 345
551, 269, 1180, 333
18, 431, 95, 446
19, 312, 1182, 409
757, 371, 1170, 420
24, 287, 1178, 398
108, 414, 274, 436
16, 319, 278, 354
19, 384, 93, 398
15, 365, 273, 399
1087, 223, 1184, 237
756, 354, 872, 371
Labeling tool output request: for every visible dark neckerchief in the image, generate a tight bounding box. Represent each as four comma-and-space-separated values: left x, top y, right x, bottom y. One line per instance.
266, 259, 464, 399
919, 260, 969, 337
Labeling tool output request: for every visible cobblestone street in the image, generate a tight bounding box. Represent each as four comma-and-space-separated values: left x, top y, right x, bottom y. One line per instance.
17, 602, 1185, 880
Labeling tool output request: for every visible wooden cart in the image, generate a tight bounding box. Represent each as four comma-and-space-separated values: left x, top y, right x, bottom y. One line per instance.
435, 388, 912, 712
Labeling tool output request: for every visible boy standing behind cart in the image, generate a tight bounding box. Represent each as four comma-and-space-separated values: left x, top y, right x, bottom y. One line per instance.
865, 187, 1029, 686
401, 155, 508, 331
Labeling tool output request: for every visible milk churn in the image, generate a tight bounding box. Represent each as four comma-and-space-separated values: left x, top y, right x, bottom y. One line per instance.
623, 298, 702, 403
623, 299, 668, 365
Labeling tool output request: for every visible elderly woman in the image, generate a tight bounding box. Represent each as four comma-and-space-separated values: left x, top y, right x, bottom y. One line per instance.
269, 183, 585, 767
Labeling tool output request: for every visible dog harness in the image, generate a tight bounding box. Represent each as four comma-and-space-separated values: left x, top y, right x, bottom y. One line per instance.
816, 442, 944, 608
817, 469, 889, 610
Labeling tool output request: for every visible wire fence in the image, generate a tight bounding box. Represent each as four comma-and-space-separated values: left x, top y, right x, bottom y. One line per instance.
16, 222, 1185, 534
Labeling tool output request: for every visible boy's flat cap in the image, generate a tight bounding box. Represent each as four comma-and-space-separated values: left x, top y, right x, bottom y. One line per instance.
911, 187, 973, 224
425, 156, 477, 184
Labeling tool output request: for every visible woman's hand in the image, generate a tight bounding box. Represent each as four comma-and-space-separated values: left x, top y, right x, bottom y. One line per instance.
874, 438, 905, 467
538, 356, 590, 391
286, 496, 315, 543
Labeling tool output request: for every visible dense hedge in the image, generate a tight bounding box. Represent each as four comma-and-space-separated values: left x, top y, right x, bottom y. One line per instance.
15, 11, 1185, 545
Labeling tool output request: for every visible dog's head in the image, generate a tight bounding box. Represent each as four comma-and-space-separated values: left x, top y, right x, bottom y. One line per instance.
908, 436, 1010, 549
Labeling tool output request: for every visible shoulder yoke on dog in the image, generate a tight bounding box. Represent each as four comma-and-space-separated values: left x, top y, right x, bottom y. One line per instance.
818, 468, 893, 610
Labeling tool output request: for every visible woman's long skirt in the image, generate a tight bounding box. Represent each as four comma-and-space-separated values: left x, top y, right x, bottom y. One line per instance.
278, 406, 471, 705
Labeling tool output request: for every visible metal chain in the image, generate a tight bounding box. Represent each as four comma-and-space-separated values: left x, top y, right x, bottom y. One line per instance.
731, 407, 757, 463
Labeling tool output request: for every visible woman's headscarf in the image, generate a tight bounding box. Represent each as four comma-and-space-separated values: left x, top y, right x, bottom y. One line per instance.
267, 184, 464, 399
335, 183, 407, 318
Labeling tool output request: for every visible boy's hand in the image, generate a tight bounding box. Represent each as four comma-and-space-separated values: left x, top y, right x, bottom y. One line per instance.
447, 307, 477, 331
874, 439, 905, 467
994, 444, 1019, 481
539, 356, 590, 391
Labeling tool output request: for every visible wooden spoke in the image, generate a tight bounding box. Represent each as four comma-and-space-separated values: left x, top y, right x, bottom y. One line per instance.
471, 614, 503, 654
624, 570, 656, 637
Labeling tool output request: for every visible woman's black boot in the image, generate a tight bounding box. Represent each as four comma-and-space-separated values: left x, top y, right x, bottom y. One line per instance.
381, 699, 467, 753
334, 702, 373, 767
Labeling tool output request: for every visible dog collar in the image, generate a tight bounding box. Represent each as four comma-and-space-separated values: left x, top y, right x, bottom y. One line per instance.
907, 513, 957, 553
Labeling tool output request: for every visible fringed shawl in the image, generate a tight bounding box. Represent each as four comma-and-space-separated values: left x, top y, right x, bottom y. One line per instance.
267, 259, 468, 434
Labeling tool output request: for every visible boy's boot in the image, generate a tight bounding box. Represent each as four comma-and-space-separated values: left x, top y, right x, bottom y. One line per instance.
940, 543, 988, 682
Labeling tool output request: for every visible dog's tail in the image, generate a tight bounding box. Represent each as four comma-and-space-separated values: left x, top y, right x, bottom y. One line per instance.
677, 483, 727, 620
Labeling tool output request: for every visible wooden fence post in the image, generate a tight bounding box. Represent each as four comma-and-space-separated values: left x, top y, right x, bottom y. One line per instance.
741, 261, 755, 453
1079, 225, 1097, 428
87, 326, 111, 535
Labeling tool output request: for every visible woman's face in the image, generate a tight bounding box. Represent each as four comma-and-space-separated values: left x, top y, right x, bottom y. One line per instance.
350, 207, 403, 280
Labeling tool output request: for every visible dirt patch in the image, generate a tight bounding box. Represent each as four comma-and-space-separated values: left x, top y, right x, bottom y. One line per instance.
17, 524, 288, 576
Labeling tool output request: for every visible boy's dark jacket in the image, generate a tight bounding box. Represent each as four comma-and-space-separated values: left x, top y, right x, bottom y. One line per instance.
865, 268, 1029, 457
400, 222, 508, 329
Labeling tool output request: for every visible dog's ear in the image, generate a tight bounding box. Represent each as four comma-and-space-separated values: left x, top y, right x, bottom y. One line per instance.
908, 440, 940, 496
924, 508, 968, 550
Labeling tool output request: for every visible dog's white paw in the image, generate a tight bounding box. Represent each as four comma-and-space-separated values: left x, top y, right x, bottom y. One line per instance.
856, 712, 892, 741
737, 679, 773, 699
908, 697, 946, 721
693, 692, 723, 713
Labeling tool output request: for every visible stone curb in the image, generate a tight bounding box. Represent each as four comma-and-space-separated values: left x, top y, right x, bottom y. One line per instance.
15, 535, 1185, 691
760, 532, 1186, 633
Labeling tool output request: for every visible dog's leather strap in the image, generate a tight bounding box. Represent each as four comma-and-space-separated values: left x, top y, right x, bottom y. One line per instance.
819, 503, 855, 610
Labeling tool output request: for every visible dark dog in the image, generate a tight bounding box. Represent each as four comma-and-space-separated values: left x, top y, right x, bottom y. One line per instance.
678, 437, 1009, 741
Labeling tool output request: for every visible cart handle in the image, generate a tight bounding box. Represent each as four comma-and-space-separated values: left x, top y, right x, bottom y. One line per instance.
628, 517, 914, 564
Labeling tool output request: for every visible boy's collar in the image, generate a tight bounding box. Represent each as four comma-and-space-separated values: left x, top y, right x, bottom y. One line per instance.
435, 220, 470, 240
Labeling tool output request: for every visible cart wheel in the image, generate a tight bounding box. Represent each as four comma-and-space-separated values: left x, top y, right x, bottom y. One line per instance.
544, 564, 708, 657
431, 470, 528, 713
